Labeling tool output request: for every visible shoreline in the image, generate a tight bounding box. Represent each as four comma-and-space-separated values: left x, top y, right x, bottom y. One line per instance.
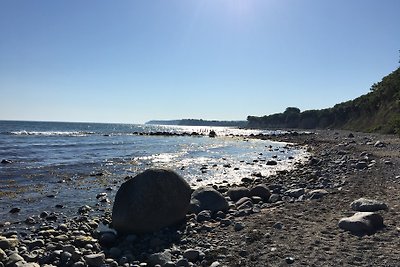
1, 130, 400, 266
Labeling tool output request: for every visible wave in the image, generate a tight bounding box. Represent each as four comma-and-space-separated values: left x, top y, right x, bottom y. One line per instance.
7, 131, 95, 137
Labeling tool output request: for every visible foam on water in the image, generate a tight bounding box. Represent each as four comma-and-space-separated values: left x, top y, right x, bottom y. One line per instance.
0, 121, 310, 223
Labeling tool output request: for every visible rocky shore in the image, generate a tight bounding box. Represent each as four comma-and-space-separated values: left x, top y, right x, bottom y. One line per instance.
1, 130, 400, 267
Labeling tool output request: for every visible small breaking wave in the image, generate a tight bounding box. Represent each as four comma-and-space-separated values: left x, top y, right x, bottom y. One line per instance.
8, 131, 95, 137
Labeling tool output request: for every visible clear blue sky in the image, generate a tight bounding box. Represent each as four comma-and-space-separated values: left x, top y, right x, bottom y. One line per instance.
1, 0, 399, 123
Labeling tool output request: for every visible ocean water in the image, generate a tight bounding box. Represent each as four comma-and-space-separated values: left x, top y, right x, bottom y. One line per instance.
0, 120, 308, 223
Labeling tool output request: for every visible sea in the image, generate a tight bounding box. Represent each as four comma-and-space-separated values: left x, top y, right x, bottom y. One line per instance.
0, 120, 308, 224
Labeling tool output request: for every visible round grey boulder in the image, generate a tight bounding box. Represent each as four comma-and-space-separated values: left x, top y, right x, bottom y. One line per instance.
190, 187, 229, 214
250, 184, 271, 201
227, 187, 250, 201
112, 169, 191, 234
338, 212, 384, 235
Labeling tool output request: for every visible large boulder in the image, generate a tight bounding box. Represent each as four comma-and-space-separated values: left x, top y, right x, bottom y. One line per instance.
249, 184, 271, 201
227, 187, 250, 201
338, 212, 384, 235
112, 169, 191, 234
350, 198, 388, 212
190, 187, 229, 214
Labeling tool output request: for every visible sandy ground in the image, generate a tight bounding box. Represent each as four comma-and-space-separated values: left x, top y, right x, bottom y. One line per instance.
203, 130, 400, 267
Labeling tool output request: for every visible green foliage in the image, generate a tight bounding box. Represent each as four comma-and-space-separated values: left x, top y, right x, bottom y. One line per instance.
247, 67, 400, 133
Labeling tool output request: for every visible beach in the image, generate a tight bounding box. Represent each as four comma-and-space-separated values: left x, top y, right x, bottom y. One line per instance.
1, 128, 400, 266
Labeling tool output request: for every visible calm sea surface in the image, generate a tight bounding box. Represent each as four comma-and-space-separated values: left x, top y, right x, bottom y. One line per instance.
0, 121, 308, 223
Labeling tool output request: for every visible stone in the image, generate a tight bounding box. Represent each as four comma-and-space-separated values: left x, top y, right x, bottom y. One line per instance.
269, 194, 281, 203
99, 232, 117, 247
338, 212, 384, 235
350, 198, 388, 212
227, 187, 250, 201
1, 159, 12, 164
6, 253, 24, 266
210, 262, 220, 267
148, 250, 172, 267
183, 249, 201, 262
249, 184, 271, 201
309, 189, 329, 200
14, 262, 40, 267
84, 253, 105, 267
112, 169, 191, 234
236, 198, 253, 210
176, 258, 190, 267
266, 160, 278, 166
78, 205, 91, 214
109, 247, 122, 258
190, 187, 229, 214
208, 130, 217, 138
196, 210, 212, 222
9, 207, 21, 214
0, 237, 19, 249
234, 222, 244, 231
355, 161, 368, 169
27, 239, 45, 249
286, 188, 305, 198
285, 257, 295, 264
0, 248, 6, 261
374, 141, 386, 148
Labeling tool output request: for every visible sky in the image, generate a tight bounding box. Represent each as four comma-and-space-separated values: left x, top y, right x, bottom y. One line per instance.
0, 0, 399, 124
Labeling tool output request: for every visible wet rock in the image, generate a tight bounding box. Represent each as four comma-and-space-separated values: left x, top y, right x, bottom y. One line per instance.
112, 169, 191, 234
249, 184, 271, 201
338, 212, 384, 235
190, 187, 229, 214
148, 250, 172, 267
351, 198, 388, 212
78, 205, 91, 214
84, 253, 105, 267
25, 217, 36, 225
208, 130, 217, 138
266, 160, 278, 166
176, 258, 190, 267
1, 159, 12, 164
227, 187, 250, 201
9, 207, 21, 214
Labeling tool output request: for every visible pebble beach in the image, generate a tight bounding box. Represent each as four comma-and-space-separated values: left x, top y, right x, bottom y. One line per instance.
1, 130, 400, 267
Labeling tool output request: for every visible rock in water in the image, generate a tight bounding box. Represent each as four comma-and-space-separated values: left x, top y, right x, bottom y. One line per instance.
190, 187, 229, 214
112, 169, 191, 234
350, 198, 388, 212
338, 212, 384, 235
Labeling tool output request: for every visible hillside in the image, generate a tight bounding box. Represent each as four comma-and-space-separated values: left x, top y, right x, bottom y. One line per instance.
247, 67, 400, 134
